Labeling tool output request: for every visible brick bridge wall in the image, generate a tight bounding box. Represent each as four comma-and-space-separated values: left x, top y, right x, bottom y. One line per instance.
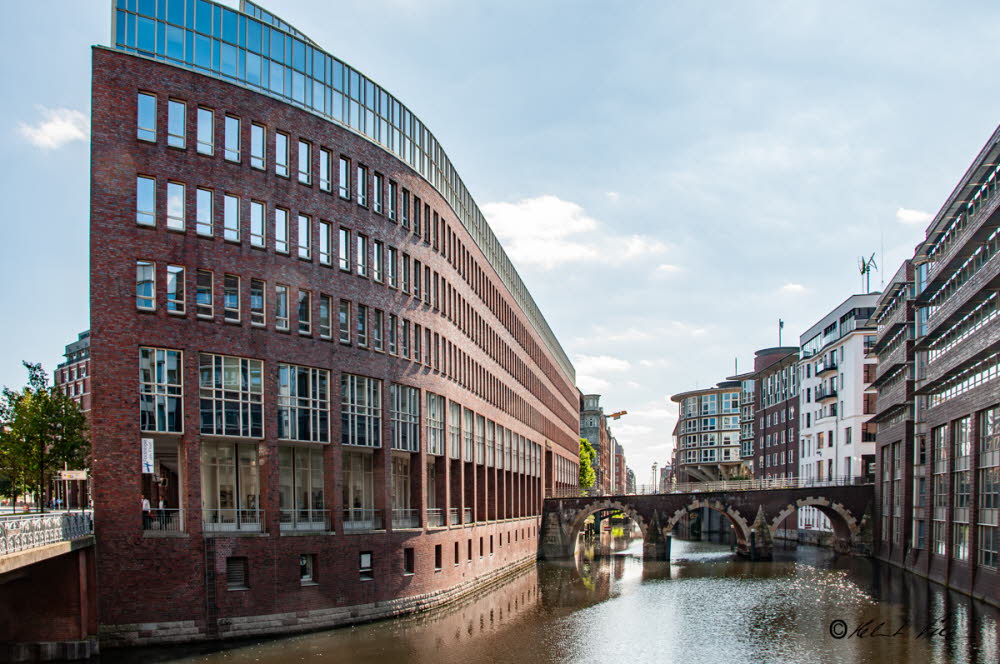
540, 486, 875, 561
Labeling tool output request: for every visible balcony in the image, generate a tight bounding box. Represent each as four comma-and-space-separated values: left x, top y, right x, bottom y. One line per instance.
392, 508, 421, 529
279, 508, 329, 532
342, 508, 384, 532
815, 386, 838, 402
816, 359, 838, 377
202, 508, 263, 533
426, 508, 446, 528
463, 507, 473, 524
448, 507, 460, 526
143, 508, 184, 532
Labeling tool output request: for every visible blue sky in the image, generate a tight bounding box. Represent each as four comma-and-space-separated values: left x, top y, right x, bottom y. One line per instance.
3, 0, 1000, 481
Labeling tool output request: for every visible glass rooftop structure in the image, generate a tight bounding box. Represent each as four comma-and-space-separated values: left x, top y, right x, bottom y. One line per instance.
110, 0, 574, 380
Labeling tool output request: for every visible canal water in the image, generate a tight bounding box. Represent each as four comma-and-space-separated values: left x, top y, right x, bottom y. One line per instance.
102, 536, 1000, 664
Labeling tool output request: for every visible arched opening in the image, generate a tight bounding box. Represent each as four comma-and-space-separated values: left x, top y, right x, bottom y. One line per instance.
664, 499, 753, 557
566, 500, 648, 559
770, 499, 861, 554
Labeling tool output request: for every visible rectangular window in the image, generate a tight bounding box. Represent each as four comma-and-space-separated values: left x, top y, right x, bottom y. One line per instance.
226, 557, 248, 590
319, 221, 332, 266
339, 228, 351, 271
198, 353, 263, 438
414, 324, 422, 361
388, 181, 398, 221
413, 260, 422, 299
298, 214, 311, 259
136, 176, 156, 226
373, 241, 384, 282
275, 132, 289, 177
275, 284, 289, 330
299, 554, 316, 584
401, 254, 410, 293
166, 265, 185, 314
359, 552, 373, 581
403, 548, 415, 575
139, 347, 182, 433
357, 165, 368, 206
167, 99, 185, 148
298, 290, 311, 335
197, 107, 214, 155
401, 188, 410, 228
388, 314, 398, 355
372, 309, 384, 351
196, 269, 213, 318
401, 320, 410, 359
250, 123, 265, 169
339, 157, 351, 199
136, 260, 155, 310
223, 194, 240, 242
137, 92, 156, 142
298, 140, 311, 184
413, 197, 421, 237
278, 364, 330, 443
319, 148, 332, 192
387, 247, 398, 288
224, 274, 240, 322
357, 304, 368, 347
373, 173, 383, 214
339, 300, 351, 343
341, 374, 382, 447
196, 188, 213, 236
426, 393, 445, 456
390, 384, 419, 452
356, 235, 368, 276
250, 278, 265, 326
319, 294, 332, 339
224, 116, 240, 162
434, 544, 442, 571
275, 208, 289, 253
250, 200, 265, 247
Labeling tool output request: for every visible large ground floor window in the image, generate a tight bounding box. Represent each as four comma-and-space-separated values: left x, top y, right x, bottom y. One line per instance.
201, 441, 261, 531
343, 450, 379, 530
279, 446, 325, 530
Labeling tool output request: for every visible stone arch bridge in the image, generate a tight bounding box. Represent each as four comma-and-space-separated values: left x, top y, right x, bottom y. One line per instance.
540, 484, 874, 561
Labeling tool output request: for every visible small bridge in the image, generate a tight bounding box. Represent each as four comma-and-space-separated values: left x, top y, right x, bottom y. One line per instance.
540, 478, 874, 561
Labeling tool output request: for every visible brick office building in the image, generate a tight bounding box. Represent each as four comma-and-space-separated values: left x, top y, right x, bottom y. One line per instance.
91, 0, 579, 644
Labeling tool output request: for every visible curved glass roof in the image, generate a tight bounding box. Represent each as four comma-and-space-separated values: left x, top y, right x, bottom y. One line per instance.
110, 0, 574, 381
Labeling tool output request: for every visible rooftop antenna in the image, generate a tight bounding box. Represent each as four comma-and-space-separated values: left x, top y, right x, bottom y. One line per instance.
778, 319, 784, 346
859, 252, 878, 293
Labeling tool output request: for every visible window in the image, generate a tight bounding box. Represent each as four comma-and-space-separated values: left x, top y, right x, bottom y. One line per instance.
202, 442, 260, 530
357, 304, 368, 347
359, 552, 373, 581
196, 269, 213, 318
400, 319, 410, 359
319, 148, 332, 192
250, 279, 265, 326
318, 221, 332, 266
401, 189, 410, 227
373, 241, 384, 282
403, 548, 414, 575
426, 393, 445, 456
387, 247, 398, 287
401, 254, 410, 293
299, 554, 316, 585
224, 116, 240, 162
198, 353, 263, 437
167, 99, 185, 148
136, 261, 155, 310
280, 446, 325, 530
139, 347, 182, 433
196, 188, 213, 236
414, 324, 422, 361
226, 557, 248, 590
356, 235, 368, 276
391, 384, 419, 452
339, 157, 350, 199
250, 200, 265, 247
275, 208, 289, 253
338, 228, 351, 271
224, 274, 240, 322
373, 173, 384, 214
298, 290, 311, 335
298, 214, 311, 259
278, 364, 330, 442
434, 544, 442, 571
357, 165, 368, 206
413, 197, 421, 237
413, 260, 422, 299
197, 107, 214, 155
319, 294, 332, 339
298, 140, 311, 184
388, 314, 398, 354
136, 176, 155, 226
166, 265, 185, 314
372, 309, 384, 351
388, 181, 398, 221
275, 284, 289, 330
339, 300, 351, 343
223, 194, 240, 242
275, 132, 289, 176
342, 374, 382, 447
250, 123, 265, 169
137, 92, 156, 142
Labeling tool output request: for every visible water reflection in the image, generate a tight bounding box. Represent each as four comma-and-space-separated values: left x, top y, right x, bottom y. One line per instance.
101, 535, 999, 664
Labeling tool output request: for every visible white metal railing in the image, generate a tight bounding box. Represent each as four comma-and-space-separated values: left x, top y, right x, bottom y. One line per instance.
448, 507, 460, 525
545, 475, 873, 499
279, 508, 330, 531
202, 508, 264, 532
463, 507, 473, 524
392, 508, 420, 529
343, 508, 384, 532
0, 511, 93, 556
143, 508, 184, 532
426, 508, 445, 527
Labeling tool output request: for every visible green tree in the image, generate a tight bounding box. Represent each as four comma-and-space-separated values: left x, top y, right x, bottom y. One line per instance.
579, 438, 596, 491
0, 362, 89, 512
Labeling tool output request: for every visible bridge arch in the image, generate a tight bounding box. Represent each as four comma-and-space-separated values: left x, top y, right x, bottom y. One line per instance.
663, 498, 753, 548
769, 497, 863, 553
567, 499, 650, 547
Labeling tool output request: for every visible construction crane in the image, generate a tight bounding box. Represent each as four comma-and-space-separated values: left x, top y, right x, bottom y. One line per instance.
607, 410, 628, 420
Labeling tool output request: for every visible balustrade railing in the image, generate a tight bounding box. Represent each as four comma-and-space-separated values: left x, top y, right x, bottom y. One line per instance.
448, 507, 460, 525
143, 508, 184, 532
426, 508, 445, 527
202, 508, 264, 533
0, 511, 94, 556
463, 507, 473, 524
343, 508, 383, 532
545, 475, 873, 499
392, 508, 421, 529
279, 508, 330, 531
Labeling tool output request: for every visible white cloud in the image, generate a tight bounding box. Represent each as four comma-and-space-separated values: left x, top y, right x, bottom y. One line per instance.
576, 374, 609, 393
481, 195, 667, 269
896, 207, 933, 225
639, 358, 672, 368
573, 354, 631, 375
573, 321, 707, 348
777, 282, 808, 295
18, 107, 89, 149
652, 263, 682, 277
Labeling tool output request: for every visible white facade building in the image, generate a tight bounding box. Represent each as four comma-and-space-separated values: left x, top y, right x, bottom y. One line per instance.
798, 294, 879, 533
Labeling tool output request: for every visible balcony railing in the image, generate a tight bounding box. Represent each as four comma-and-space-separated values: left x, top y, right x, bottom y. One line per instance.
343, 508, 383, 532
279, 508, 330, 531
545, 475, 873, 499
202, 508, 264, 533
816, 359, 838, 375
448, 507, 460, 525
463, 507, 473, 524
815, 386, 838, 402
427, 508, 445, 527
143, 508, 183, 532
392, 508, 420, 529
0, 511, 93, 556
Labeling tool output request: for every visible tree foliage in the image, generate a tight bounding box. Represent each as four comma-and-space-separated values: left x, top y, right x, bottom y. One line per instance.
0, 362, 89, 511
579, 438, 597, 490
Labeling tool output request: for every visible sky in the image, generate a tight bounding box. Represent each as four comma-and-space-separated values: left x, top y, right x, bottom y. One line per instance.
4, 0, 1000, 484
